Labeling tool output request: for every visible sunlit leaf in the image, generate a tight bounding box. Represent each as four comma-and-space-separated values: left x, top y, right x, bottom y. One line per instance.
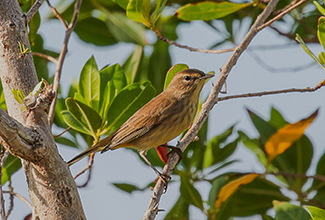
317, 17, 325, 50
306, 206, 325, 220
164, 64, 188, 90
122, 45, 144, 84
274, 201, 311, 220
12, 88, 25, 105
295, 34, 325, 70
318, 51, 325, 64
215, 173, 258, 210
126, 0, 151, 27
265, 109, 318, 162
176, 1, 253, 21
314, 1, 325, 16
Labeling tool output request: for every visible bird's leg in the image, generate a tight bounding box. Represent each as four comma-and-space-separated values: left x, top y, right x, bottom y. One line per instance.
158, 144, 183, 165
139, 150, 171, 187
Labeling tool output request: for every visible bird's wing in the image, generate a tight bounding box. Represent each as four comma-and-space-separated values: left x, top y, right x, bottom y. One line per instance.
109, 94, 173, 148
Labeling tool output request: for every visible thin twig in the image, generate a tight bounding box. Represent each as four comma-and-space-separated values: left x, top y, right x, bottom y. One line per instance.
0, 149, 9, 220
270, 172, 325, 183
2, 191, 32, 210
53, 127, 71, 138
47, 0, 83, 126
46, 0, 68, 30
32, 52, 58, 64
74, 154, 95, 188
218, 80, 325, 102
25, 0, 45, 22
5, 179, 14, 219
258, 0, 310, 31
143, 0, 280, 219
152, 28, 236, 54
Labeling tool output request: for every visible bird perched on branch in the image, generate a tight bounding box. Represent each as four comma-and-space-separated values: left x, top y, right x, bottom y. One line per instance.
68, 68, 213, 182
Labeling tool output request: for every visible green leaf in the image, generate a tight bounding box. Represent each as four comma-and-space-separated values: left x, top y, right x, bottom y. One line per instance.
78, 56, 100, 111
28, 11, 40, 44
176, 2, 253, 21
62, 110, 90, 135
274, 201, 311, 220
104, 11, 147, 46
102, 81, 155, 133
164, 195, 190, 220
114, 0, 130, 9
179, 171, 204, 210
295, 34, 325, 70
317, 17, 325, 50
122, 45, 144, 84
208, 176, 227, 211
306, 206, 325, 220
74, 17, 117, 46
12, 88, 25, 105
0, 79, 6, 111
112, 182, 144, 193
148, 40, 172, 93
54, 136, 78, 148
150, 0, 167, 24
2, 154, 21, 185
215, 177, 289, 220
203, 125, 237, 169
99, 64, 127, 121
65, 98, 102, 137
126, 0, 151, 27
314, 1, 325, 16
318, 51, 325, 64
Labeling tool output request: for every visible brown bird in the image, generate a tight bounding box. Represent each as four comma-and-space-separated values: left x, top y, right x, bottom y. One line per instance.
68, 68, 213, 181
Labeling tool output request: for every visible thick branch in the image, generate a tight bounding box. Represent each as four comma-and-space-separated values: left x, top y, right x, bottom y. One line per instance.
143, 0, 280, 219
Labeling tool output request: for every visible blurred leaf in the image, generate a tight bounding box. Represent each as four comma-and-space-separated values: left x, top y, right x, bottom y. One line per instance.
103, 81, 155, 133
215, 173, 258, 210
274, 201, 311, 220
150, 0, 167, 24
78, 56, 100, 111
265, 110, 318, 162
208, 176, 227, 211
74, 17, 117, 46
122, 45, 144, 84
317, 17, 325, 51
215, 177, 289, 219
114, 0, 129, 9
112, 182, 144, 193
148, 40, 172, 93
164, 195, 189, 220
203, 125, 237, 169
318, 51, 325, 64
295, 34, 325, 70
12, 88, 25, 104
247, 108, 277, 144
306, 206, 325, 220
2, 154, 21, 185
0, 79, 6, 111
269, 107, 287, 129
65, 98, 102, 137
54, 136, 78, 148
262, 214, 275, 220
179, 171, 204, 210
105, 11, 147, 46
314, 1, 325, 16
164, 63, 189, 90
176, 2, 253, 21
126, 0, 151, 27
28, 11, 40, 44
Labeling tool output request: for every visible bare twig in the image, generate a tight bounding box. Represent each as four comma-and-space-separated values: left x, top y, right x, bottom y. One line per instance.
218, 80, 325, 102
271, 172, 325, 183
152, 28, 236, 54
46, 0, 68, 30
0, 149, 9, 220
32, 52, 58, 64
5, 179, 14, 219
48, 0, 83, 126
25, 0, 45, 22
53, 127, 71, 138
3, 191, 32, 210
74, 154, 95, 188
143, 0, 280, 219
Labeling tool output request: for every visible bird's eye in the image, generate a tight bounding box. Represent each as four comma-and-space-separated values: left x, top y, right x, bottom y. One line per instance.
184, 75, 191, 81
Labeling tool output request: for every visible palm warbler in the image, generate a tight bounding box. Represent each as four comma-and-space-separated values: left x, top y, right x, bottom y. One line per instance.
68, 69, 213, 179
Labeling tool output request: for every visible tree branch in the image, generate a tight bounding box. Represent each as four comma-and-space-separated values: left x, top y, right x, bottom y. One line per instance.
143, 0, 280, 219
218, 80, 325, 102
48, 0, 83, 126
25, 0, 45, 22
32, 52, 58, 64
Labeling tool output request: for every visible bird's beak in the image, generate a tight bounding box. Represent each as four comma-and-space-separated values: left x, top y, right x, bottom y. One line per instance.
200, 72, 214, 79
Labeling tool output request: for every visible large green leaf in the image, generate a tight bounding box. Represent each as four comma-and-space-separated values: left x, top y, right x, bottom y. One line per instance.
306, 206, 325, 220
164, 195, 190, 220
64, 98, 102, 137
163, 63, 188, 90
176, 1, 253, 21
122, 45, 144, 84
102, 81, 155, 133
2, 154, 21, 185
274, 201, 311, 220
78, 56, 100, 111
62, 110, 89, 134
74, 17, 117, 46
179, 171, 204, 211
215, 177, 289, 220
126, 0, 151, 27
